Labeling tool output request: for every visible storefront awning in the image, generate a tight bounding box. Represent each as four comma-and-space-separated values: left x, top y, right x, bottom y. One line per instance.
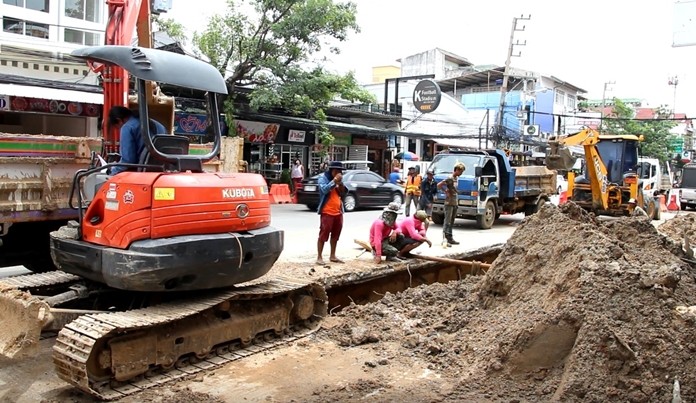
0, 83, 102, 104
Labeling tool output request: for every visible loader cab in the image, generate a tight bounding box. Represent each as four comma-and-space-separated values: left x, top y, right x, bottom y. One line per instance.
592, 137, 640, 184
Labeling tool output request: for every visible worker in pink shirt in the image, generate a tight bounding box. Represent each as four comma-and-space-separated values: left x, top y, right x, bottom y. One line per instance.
396, 210, 433, 251
369, 202, 410, 263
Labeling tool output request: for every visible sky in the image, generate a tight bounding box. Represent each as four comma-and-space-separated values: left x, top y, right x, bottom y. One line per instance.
165, 0, 696, 116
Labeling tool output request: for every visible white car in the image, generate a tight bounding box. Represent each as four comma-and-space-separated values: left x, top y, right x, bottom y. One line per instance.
557, 174, 568, 194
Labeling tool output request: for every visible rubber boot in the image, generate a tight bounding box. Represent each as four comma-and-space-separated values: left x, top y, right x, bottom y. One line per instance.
447, 237, 460, 245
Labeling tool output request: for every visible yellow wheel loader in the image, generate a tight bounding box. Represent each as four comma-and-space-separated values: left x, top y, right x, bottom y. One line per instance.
546, 128, 658, 219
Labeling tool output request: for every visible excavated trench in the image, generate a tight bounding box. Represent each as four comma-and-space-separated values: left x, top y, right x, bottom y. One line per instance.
323, 244, 502, 312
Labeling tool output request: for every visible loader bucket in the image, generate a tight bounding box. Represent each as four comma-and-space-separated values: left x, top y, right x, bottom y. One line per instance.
545, 141, 577, 171
0, 287, 51, 359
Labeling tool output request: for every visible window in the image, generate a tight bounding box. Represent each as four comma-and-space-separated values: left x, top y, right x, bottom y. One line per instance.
3, 0, 49, 12
567, 95, 576, 110
554, 89, 565, 105
65, 0, 102, 23
64, 28, 100, 45
3, 17, 49, 39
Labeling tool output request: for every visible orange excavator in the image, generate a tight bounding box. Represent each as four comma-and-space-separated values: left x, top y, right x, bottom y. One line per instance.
0, 1, 326, 400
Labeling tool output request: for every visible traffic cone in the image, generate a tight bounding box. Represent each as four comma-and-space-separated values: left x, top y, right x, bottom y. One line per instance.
559, 191, 568, 205
667, 190, 680, 211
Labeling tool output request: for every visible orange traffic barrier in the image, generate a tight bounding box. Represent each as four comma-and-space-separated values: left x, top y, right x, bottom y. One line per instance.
270, 184, 293, 204
559, 191, 568, 205
658, 194, 668, 212
667, 190, 680, 211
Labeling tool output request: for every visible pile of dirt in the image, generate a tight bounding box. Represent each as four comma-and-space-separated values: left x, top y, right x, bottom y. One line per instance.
324, 202, 696, 401
659, 213, 696, 246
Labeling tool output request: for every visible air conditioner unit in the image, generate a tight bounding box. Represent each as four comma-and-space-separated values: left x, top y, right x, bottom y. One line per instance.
523, 124, 540, 137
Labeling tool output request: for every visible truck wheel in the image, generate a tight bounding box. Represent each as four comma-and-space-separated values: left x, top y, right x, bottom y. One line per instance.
682, 203, 688, 211
431, 212, 444, 225
476, 201, 496, 230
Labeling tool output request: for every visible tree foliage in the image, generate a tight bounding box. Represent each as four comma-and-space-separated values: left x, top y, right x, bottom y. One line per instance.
192, 0, 375, 147
603, 98, 677, 163
153, 16, 187, 45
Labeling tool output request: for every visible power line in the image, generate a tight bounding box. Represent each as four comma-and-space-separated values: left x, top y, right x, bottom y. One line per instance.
530, 110, 692, 122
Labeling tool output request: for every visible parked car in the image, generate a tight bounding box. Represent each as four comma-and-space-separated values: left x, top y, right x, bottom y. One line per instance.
296, 169, 404, 212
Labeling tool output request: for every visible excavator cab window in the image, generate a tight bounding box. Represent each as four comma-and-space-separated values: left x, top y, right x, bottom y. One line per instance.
595, 140, 639, 184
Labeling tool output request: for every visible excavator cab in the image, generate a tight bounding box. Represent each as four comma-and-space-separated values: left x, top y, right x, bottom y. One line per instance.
50, 46, 284, 292
595, 137, 640, 184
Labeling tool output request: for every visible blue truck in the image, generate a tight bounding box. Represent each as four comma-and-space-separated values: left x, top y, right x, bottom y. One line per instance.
429, 149, 557, 229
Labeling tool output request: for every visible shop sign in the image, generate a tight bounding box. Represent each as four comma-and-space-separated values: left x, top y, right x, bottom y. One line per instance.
333, 132, 352, 146
175, 112, 208, 135
288, 129, 306, 142
413, 80, 442, 113
8, 96, 101, 117
0, 96, 8, 111
235, 120, 279, 143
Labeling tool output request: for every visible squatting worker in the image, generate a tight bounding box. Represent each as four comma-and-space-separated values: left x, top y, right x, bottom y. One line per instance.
316, 161, 347, 265
403, 166, 422, 216
396, 209, 432, 255
370, 202, 408, 263
437, 162, 465, 246
628, 198, 649, 218
108, 106, 166, 175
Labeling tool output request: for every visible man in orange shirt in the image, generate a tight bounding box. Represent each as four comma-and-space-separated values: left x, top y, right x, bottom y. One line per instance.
403, 166, 422, 216
316, 161, 347, 265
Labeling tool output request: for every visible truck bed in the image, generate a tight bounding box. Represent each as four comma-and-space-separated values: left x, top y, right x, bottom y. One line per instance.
512, 165, 557, 197
0, 134, 244, 225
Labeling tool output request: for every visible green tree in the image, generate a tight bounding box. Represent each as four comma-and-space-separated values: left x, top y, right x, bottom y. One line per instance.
192, 0, 375, 147
153, 16, 187, 44
603, 98, 677, 163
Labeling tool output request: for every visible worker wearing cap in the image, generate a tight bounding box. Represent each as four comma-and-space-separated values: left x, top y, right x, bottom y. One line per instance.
403, 166, 422, 216
628, 198, 649, 218
396, 210, 432, 253
419, 169, 438, 227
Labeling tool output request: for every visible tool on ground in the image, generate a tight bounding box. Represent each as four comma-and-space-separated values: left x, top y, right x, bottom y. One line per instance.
354, 239, 490, 271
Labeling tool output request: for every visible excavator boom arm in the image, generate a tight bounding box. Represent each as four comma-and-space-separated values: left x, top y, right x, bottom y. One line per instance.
546, 129, 608, 209
99, 0, 152, 154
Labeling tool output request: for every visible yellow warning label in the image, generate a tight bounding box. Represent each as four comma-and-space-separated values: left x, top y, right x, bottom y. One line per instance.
154, 188, 175, 201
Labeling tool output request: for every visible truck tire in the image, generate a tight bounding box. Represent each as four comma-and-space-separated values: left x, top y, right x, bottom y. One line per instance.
682, 203, 688, 211
524, 198, 547, 216
431, 212, 444, 225
476, 201, 496, 230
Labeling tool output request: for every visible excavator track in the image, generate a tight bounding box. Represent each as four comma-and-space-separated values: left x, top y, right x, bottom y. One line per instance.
0, 270, 82, 292
52, 277, 327, 400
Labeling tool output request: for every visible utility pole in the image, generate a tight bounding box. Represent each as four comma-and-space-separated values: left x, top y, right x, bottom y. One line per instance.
600, 80, 615, 131
496, 14, 530, 148
669, 76, 679, 117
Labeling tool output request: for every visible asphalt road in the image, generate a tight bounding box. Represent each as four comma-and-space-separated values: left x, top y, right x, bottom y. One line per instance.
274, 202, 522, 263
0, 203, 523, 279
2, 198, 680, 278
